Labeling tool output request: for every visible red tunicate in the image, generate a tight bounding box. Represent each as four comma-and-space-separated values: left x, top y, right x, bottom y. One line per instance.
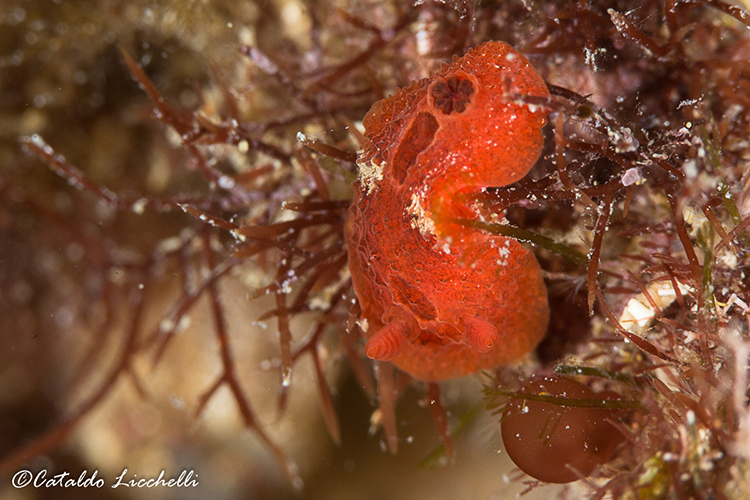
346, 41, 551, 381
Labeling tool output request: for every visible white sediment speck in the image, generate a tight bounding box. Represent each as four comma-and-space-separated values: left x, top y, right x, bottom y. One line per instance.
357, 157, 386, 195
407, 187, 436, 237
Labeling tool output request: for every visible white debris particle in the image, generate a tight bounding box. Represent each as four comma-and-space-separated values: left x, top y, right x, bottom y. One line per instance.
357, 156, 386, 194
496, 240, 511, 266
176, 315, 191, 333
677, 98, 699, 109
719, 294, 748, 316
622, 298, 654, 327
687, 410, 696, 425
159, 318, 175, 333
217, 175, 236, 190
621, 167, 642, 186
407, 188, 436, 237
281, 366, 293, 387
357, 317, 369, 332
27, 134, 53, 154
158, 236, 182, 253
684, 159, 698, 179
131, 197, 148, 215
230, 229, 246, 242
416, 27, 430, 55
608, 126, 639, 153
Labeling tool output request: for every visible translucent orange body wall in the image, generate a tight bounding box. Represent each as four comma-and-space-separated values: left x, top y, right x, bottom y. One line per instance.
346, 41, 550, 381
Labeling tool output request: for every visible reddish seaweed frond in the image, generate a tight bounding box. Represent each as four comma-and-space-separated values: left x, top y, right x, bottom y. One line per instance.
4, 0, 750, 498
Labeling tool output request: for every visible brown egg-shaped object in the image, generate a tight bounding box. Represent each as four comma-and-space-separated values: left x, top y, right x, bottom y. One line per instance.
501, 375, 624, 483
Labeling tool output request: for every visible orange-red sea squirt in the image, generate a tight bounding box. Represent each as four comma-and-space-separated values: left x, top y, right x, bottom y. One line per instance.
346, 41, 550, 381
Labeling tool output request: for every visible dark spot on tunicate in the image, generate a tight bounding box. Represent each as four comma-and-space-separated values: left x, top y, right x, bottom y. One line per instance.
431, 76, 475, 115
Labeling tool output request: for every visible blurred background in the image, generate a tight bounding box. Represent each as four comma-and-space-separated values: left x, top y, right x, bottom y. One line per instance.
2, 0, 749, 499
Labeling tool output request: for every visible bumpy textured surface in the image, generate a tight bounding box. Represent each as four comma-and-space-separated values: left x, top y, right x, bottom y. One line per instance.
346, 41, 550, 381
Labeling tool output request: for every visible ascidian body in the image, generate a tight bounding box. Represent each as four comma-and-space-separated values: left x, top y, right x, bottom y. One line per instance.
346, 41, 550, 381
